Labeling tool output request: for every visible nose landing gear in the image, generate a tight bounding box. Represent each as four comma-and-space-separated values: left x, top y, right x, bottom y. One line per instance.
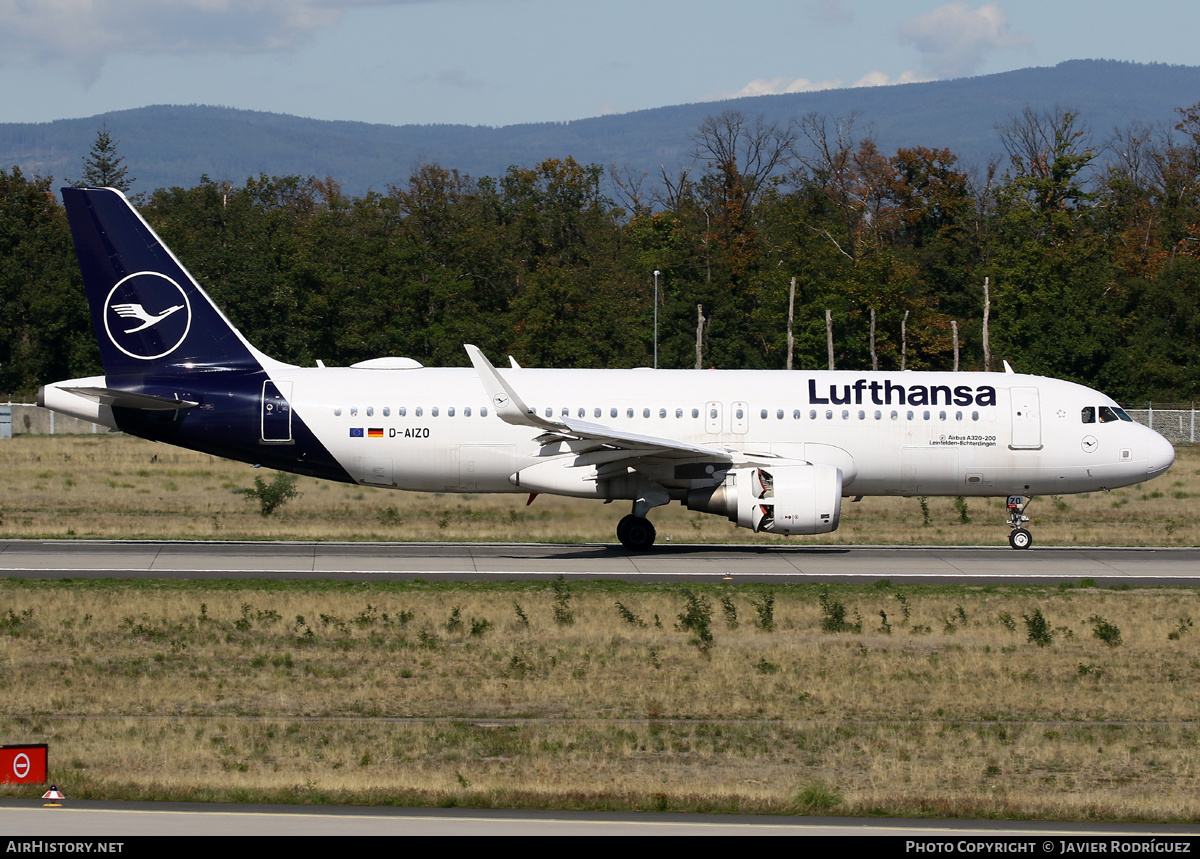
1006, 495, 1032, 549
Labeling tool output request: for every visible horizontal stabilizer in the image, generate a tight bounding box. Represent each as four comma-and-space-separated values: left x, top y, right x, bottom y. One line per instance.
60, 386, 198, 411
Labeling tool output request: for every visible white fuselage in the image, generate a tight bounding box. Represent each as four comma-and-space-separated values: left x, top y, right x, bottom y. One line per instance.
267, 366, 1172, 499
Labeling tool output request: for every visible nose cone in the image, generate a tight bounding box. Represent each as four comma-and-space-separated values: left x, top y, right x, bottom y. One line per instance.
1147, 431, 1175, 477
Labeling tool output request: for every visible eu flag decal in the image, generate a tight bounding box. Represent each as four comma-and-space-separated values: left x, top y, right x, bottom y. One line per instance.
368, 428, 384, 438
349, 428, 364, 437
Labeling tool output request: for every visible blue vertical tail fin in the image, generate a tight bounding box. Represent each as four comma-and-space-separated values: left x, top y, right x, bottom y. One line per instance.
61, 186, 277, 378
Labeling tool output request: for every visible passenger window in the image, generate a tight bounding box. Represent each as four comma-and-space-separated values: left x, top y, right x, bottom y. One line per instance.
875, 410, 882, 420
759, 409, 766, 419
350, 407, 358, 417
643, 408, 650, 418
448, 407, 455, 417
611, 408, 618, 418
415, 407, 423, 417
923, 411, 930, 420
464, 407, 471, 417
737, 408, 745, 419
595, 408, 602, 418
545, 408, 553, 418
676, 408, 683, 418
939, 411, 946, 421
562, 408, 569, 417
480, 407, 488, 417
793, 409, 801, 420
431, 407, 439, 417
826, 410, 833, 420
710, 408, 718, 419
777, 409, 784, 420
810, 410, 817, 420
858, 410, 865, 420
972, 411, 979, 421
578, 408, 585, 418
841, 410, 849, 420
1081, 407, 1096, 423
334, 408, 342, 417
366, 406, 374, 417
692, 408, 700, 418
890, 410, 898, 420
907, 410, 914, 420
627, 408, 634, 419
659, 408, 667, 418
399, 407, 406, 417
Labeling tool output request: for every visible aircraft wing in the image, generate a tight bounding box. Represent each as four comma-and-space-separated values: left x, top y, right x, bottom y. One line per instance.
465, 345, 734, 461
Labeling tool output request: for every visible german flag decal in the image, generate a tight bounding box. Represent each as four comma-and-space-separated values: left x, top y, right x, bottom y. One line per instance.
368, 428, 384, 438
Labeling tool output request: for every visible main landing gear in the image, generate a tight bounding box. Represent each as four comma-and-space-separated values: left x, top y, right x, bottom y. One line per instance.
617, 514, 657, 551
1006, 495, 1032, 549
616, 485, 669, 551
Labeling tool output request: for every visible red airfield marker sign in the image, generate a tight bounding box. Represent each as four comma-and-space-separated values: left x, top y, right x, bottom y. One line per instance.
0, 744, 48, 784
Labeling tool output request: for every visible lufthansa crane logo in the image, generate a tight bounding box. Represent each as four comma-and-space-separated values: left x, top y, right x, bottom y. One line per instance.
104, 272, 192, 360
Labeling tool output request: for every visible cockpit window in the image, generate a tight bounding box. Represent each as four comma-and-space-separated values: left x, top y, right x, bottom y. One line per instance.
1113, 407, 1133, 422
1081, 407, 1095, 424
1098, 406, 1120, 423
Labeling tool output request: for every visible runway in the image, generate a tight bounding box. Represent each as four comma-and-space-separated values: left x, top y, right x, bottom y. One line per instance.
3, 800, 1198, 837
1, 539, 1198, 585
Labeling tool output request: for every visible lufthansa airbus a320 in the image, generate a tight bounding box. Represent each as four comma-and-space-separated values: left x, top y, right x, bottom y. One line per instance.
40, 188, 1175, 550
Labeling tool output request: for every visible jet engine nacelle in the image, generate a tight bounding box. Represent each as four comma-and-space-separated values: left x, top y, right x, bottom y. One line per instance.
686, 464, 843, 535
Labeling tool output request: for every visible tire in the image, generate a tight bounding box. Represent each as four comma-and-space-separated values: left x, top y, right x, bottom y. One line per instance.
617, 515, 656, 550
1008, 528, 1032, 550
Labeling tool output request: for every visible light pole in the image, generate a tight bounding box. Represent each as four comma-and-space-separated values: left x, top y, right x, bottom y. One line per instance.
653, 270, 660, 369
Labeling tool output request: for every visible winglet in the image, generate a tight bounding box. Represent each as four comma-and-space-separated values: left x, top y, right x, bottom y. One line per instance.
465, 344, 556, 429
1003, 360, 1015, 374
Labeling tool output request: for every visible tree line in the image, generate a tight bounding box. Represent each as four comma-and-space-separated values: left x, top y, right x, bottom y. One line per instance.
2, 105, 1199, 403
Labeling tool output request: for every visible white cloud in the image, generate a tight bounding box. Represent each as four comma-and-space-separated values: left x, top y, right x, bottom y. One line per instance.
714, 69, 928, 102
728, 77, 843, 98
0, 0, 435, 80
897, 2, 1030, 78
852, 70, 928, 88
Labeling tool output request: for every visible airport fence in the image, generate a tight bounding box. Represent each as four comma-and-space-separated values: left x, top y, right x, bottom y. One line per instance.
1124, 405, 1198, 445
1, 403, 105, 437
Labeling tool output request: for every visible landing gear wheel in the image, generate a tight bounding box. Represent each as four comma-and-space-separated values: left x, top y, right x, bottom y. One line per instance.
617, 515, 657, 551
1008, 528, 1032, 550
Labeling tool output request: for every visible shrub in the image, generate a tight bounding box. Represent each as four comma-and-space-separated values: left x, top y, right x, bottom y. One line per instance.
720, 595, 739, 629
676, 590, 713, 650
750, 591, 775, 631
819, 590, 861, 633
243, 472, 299, 516
551, 576, 574, 627
1023, 608, 1053, 646
615, 602, 645, 627
1089, 615, 1122, 647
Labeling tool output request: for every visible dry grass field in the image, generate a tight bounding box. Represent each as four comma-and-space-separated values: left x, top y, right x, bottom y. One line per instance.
0, 434, 1196, 546
1, 435, 1198, 819
3, 578, 1200, 820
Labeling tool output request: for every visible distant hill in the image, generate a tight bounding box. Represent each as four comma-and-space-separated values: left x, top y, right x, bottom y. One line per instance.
3, 60, 1199, 196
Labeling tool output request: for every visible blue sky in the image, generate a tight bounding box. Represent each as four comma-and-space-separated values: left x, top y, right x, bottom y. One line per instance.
1, 1, 1197, 127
